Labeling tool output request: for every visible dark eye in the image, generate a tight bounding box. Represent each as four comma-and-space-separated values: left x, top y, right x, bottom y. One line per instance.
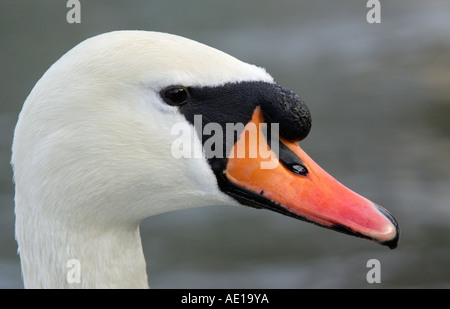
161, 87, 190, 106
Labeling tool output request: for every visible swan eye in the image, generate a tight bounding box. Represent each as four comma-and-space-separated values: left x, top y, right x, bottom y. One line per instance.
162, 87, 190, 105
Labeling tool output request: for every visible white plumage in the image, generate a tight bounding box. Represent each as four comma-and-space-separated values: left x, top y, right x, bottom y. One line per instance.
12, 30, 399, 289
12, 31, 273, 288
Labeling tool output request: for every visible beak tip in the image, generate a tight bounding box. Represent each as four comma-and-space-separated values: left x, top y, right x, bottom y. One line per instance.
375, 204, 400, 249
379, 229, 400, 249
383, 238, 399, 250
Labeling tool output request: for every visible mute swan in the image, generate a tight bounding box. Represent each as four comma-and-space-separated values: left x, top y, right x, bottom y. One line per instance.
11, 30, 399, 288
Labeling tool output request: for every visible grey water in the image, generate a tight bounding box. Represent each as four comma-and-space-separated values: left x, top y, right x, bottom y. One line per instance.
1, 0, 449, 288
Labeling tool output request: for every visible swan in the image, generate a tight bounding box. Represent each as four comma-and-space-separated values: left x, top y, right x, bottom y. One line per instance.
11, 30, 399, 288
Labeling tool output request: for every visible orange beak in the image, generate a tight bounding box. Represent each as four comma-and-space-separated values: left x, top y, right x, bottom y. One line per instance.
223, 107, 399, 248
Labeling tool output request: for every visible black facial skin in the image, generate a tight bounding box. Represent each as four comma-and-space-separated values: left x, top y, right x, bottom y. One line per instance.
161, 81, 311, 173
160, 81, 399, 249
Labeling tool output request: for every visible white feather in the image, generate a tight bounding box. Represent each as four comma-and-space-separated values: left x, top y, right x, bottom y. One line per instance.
12, 30, 273, 288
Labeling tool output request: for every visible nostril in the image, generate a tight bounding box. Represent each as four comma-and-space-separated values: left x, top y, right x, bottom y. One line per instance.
284, 163, 308, 176
265, 133, 309, 177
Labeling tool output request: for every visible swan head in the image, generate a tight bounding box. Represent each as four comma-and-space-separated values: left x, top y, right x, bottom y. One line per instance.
12, 30, 399, 288
13, 31, 273, 223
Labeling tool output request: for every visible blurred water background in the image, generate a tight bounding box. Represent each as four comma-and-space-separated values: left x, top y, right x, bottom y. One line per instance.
1, 0, 449, 288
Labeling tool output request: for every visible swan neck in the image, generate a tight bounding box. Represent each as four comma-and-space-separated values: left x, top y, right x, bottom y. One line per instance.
17, 218, 149, 288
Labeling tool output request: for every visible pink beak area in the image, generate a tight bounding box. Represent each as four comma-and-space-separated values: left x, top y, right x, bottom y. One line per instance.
278, 143, 399, 248
224, 108, 400, 248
